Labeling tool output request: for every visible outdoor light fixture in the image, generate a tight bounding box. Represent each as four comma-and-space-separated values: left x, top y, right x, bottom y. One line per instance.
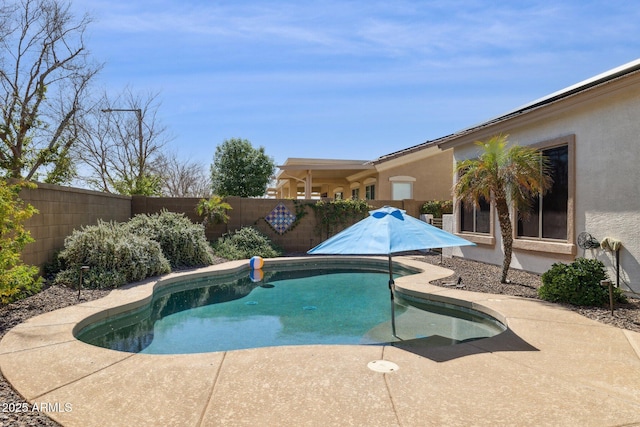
78, 265, 90, 300
101, 108, 144, 174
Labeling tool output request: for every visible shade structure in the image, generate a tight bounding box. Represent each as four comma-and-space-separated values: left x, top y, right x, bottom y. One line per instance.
307, 206, 475, 337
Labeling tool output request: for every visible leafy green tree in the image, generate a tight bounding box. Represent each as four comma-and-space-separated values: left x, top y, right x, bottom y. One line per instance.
0, 180, 42, 304
455, 135, 552, 283
210, 138, 275, 197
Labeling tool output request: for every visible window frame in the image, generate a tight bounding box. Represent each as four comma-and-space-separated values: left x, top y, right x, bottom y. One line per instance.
389, 176, 415, 200
459, 196, 492, 234
364, 178, 376, 201
455, 199, 495, 246
454, 163, 495, 245
512, 135, 576, 255
365, 184, 375, 200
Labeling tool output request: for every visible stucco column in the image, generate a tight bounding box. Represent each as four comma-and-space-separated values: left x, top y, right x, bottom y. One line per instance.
305, 170, 312, 199
287, 178, 295, 198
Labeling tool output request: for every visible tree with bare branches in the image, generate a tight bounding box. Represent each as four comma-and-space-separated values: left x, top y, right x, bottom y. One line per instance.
156, 151, 212, 198
75, 88, 172, 195
0, 0, 100, 182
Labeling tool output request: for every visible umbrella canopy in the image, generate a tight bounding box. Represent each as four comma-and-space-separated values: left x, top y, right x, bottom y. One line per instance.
307, 205, 475, 256
307, 205, 475, 338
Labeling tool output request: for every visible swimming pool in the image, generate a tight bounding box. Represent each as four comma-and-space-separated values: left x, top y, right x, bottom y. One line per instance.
76, 259, 505, 354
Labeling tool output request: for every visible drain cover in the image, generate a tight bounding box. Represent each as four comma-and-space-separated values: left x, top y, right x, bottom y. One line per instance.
367, 360, 399, 373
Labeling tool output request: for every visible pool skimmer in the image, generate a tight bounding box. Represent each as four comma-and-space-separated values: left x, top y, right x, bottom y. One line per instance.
367, 360, 399, 373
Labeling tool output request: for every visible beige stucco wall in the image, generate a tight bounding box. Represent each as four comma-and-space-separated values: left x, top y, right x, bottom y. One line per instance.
374, 146, 453, 201
447, 72, 640, 293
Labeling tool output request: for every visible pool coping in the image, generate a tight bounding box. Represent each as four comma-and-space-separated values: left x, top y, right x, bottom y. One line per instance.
2, 256, 640, 426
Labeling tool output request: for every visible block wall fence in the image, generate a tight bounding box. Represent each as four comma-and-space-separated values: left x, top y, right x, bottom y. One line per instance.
19, 183, 132, 269
20, 182, 429, 270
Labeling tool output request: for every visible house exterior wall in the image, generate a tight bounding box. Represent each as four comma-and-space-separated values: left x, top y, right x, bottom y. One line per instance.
375, 146, 453, 201
447, 71, 640, 293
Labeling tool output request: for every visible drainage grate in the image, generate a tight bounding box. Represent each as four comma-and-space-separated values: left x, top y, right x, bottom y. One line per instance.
367, 360, 399, 373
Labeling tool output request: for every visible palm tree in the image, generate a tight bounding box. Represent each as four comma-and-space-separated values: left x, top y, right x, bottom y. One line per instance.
455, 135, 552, 283
195, 195, 232, 227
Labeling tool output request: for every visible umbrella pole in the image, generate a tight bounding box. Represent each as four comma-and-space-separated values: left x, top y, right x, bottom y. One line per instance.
389, 256, 397, 338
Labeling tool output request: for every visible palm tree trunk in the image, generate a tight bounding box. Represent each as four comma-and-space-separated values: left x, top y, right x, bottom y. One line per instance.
494, 194, 513, 283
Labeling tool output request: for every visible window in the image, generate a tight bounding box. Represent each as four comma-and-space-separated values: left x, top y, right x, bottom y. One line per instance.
363, 178, 376, 200
389, 176, 415, 200
460, 197, 491, 234
456, 165, 491, 236
392, 182, 412, 200
517, 144, 569, 240
351, 188, 360, 200
512, 134, 575, 255
365, 184, 375, 200
334, 192, 343, 200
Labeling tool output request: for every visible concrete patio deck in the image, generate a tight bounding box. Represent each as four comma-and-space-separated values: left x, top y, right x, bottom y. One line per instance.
1, 257, 640, 427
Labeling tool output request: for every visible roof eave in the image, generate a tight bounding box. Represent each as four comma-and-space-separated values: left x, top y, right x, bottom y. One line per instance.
437, 58, 640, 150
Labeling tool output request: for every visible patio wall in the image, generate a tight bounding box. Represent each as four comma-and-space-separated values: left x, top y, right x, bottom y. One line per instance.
20, 182, 131, 269
20, 182, 432, 269
131, 196, 425, 253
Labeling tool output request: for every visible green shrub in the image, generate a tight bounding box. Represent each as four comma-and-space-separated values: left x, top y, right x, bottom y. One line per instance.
538, 258, 627, 306
195, 195, 232, 226
127, 210, 215, 268
54, 220, 171, 289
212, 226, 282, 260
0, 263, 43, 305
311, 199, 370, 238
0, 180, 42, 304
420, 200, 453, 217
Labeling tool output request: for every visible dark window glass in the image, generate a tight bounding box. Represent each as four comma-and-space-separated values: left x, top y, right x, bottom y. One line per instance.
542, 146, 568, 239
476, 197, 491, 233
460, 197, 490, 233
517, 195, 540, 237
460, 201, 474, 232
518, 145, 568, 240
365, 185, 375, 200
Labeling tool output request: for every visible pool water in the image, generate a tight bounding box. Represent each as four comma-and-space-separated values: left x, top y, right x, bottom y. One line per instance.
77, 264, 505, 354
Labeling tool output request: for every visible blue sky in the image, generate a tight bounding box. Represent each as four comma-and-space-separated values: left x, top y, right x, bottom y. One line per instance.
72, 0, 640, 167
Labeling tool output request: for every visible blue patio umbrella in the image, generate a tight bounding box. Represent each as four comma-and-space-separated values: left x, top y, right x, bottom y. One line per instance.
307, 206, 475, 337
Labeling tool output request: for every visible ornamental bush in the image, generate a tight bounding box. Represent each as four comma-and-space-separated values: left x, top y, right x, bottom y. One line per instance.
538, 258, 627, 306
212, 226, 282, 260
0, 180, 43, 304
54, 220, 171, 289
127, 210, 215, 268
420, 200, 453, 217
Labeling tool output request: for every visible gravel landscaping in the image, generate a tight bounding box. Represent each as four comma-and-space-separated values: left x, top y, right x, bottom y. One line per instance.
414, 254, 640, 332
1, 255, 639, 426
